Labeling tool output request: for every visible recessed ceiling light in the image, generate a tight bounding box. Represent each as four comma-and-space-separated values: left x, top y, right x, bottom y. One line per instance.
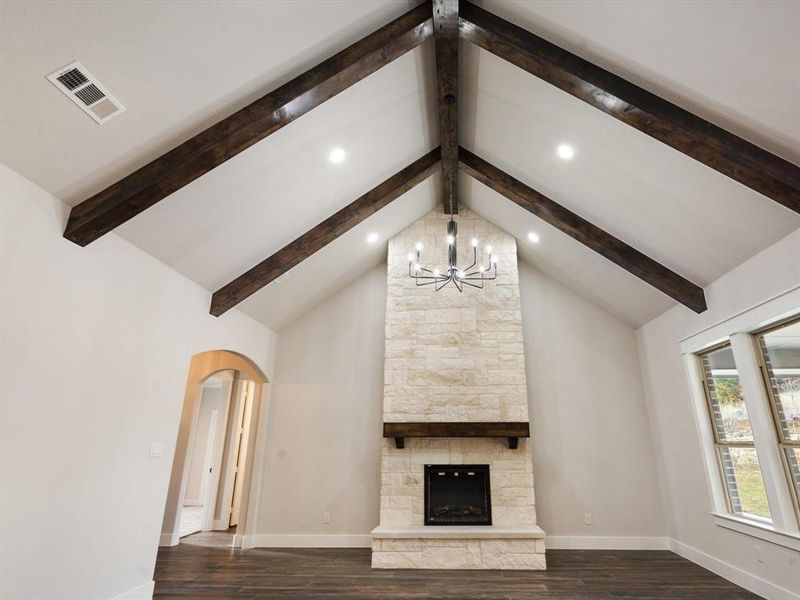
527, 232, 540, 243
366, 232, 379, 244
556, 144, 575, 160
329, 147, 346, 164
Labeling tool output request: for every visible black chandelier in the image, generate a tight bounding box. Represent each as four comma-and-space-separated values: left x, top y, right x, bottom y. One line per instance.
407, 217, 497, 291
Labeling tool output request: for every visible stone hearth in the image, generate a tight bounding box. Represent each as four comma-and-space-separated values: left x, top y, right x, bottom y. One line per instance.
371, 208, 545, 570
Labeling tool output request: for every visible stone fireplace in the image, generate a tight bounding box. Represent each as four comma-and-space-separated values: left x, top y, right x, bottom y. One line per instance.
371, 208, 546, 570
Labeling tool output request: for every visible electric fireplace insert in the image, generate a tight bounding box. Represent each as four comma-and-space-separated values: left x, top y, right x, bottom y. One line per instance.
424, 464, 491, 526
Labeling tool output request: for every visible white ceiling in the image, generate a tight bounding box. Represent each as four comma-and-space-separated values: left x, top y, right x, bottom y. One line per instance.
0, 0, 420, 203
472, 0, 800, 164
1, 0, 798, 331
461, 42, 799, 324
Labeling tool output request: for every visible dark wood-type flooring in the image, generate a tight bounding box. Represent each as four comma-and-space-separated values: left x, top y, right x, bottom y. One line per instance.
155, 533, 761, 600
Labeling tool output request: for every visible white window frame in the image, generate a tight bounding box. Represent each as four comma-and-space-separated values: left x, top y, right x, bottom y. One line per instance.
696, 341, 770, 521
754, 317, 800, 524
680, 286, 800, 551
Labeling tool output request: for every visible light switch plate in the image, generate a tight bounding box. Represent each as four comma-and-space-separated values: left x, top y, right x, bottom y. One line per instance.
149, 443, 163, 458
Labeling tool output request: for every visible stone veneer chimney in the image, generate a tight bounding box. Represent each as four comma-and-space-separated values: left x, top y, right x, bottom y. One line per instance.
371, 207, 546, 570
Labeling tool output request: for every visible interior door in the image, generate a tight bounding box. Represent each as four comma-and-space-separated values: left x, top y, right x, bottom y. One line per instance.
229, 381, 253, 526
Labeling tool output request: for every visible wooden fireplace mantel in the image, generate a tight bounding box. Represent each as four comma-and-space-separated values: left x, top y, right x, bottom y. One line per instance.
383, 422, 530, 450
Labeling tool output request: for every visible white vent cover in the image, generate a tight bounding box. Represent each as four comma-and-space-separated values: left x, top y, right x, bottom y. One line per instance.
47, 61, 125, 124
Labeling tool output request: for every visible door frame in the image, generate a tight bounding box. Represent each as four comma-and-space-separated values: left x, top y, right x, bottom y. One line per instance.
160, 350, 269, 547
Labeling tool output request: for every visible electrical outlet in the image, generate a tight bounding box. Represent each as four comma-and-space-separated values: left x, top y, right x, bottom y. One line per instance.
584, 513, 592, 525
323, 511, 331, 524
149, 443, 163, 458
754, 544, 764, 564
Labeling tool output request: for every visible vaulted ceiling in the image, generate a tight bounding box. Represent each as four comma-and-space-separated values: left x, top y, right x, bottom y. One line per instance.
1, 0, 798, 329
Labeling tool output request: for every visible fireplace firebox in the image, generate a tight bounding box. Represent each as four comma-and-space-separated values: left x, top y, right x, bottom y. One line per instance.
424, 465, 491, 526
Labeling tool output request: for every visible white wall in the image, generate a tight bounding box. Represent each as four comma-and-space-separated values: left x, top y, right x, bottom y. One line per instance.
0, 164, 277, 600
519, 262, 666, 541
637, 229, 800, 596
255, 258, 666, 545
257, 266, 386, 545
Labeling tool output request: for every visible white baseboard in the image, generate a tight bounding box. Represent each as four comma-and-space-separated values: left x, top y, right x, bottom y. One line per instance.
111, 580, 154, 600
545, 536, 670, 550
251, 534, 372, 548
669, 538, 800, 600
159, 532, 180, 547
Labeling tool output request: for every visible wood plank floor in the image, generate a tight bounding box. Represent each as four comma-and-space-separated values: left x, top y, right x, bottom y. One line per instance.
154, 534, 762, 600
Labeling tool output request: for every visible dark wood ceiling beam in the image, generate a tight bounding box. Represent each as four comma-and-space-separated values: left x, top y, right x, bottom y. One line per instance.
210, 148, 440, 317
459, 147, 707, 313
432, 0, 459, 214
64, 3, 434, 246
459, 1, 800, 214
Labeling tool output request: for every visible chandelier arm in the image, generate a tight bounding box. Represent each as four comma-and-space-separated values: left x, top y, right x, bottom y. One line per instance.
461, 279, 483, 289
435, 277, 453, 291
463, 254, 478, 272
415, 278, 439, 287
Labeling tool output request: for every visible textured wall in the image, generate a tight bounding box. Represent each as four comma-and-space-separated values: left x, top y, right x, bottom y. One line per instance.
383, 207, 529, 423
375, 208, 543, 569
372, 209, 545, 569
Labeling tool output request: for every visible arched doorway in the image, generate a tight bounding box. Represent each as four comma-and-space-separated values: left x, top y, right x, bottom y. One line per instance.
160, 350, 268, 548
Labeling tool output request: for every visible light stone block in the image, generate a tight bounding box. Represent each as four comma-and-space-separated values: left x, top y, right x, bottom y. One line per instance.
372, 551, 423, 569
371, 537, 546, 570
421, 546, 468, 569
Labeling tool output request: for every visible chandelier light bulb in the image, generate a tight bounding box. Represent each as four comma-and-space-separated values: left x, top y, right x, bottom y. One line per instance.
414, 263, 421, 271
433, 268, 440, 277
415, 242, 423, 252
471, 238, 478, 247
447, 235, 455, 245
486, 245, 492, 254
457, 270, 465, 279
407, 253, 414, 261
492, 255, 498, 264
479, 266, 486, 273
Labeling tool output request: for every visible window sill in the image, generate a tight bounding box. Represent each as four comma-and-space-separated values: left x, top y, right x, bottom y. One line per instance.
712, 512, 800, 551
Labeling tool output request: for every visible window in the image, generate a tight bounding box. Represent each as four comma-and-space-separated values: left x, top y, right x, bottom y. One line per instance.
698, 343, 771, 521
756, 317, 800, 517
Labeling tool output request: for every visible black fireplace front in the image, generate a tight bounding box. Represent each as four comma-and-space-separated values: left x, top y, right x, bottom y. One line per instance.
424, 464, 491, 526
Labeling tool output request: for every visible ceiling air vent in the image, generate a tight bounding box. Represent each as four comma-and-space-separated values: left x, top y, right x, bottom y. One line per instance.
47, 61, 125, 124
